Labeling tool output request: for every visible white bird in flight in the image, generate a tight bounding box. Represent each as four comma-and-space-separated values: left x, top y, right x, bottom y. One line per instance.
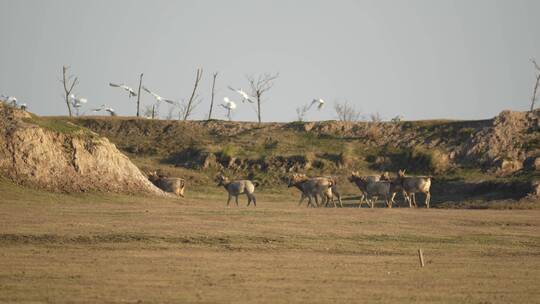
228, 86, 254, 103
90, 104, 106, 112
309, 98, 325, 110
69, 94, 88, 108
221, 97, 237, 110
109, 83, 137, 98
105, 108, 116, 116
221, 97, 236, 121
142, 86, 175, 104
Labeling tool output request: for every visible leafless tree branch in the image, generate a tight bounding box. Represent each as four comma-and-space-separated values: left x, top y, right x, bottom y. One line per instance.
61, 66, 79, 117
334, 100, 362, 122
246, 72, 279, 123
530, 58, 540, 112
208, 72, 219, 120
183, 68, 203, 120
296, 104, 310, 121
136, 73, 144, 117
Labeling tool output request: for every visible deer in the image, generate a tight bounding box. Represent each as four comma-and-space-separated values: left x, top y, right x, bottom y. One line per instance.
147, 171, 185, 197
287, 173, 335, 207
348, 172, 395, 208
395, 169, 432, 208
347, 172, 382, 207
215, 173, 258, 207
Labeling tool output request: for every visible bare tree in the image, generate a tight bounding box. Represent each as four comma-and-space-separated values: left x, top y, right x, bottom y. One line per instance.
246, 73, 279, 124
207, 72, 219, 120
530, 58, 540, 112
61, 66, 79, 117
369, 112, 382, 122
165, 105, 175, 120
178, 98, 203, 121
142, 104, 157, 119
295, 104, 310, 121
136, 73, 143, 117
334, 100, 362, 122
182, 68, 203, 120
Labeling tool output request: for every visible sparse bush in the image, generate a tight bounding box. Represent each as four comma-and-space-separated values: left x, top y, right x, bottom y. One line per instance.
369, 112, 382, 122
221, 144, 237, 159
411, 147, 450, 174
365, 124, 383, 141
338, 144, 355, 167
334, 101, 362, 122
369, 146, 450, 174
263, 137, 279, 150
296, 104, 310, 121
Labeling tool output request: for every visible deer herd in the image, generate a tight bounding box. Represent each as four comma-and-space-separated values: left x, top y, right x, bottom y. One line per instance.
148, 169, 432, 209
287, 170, 431, 208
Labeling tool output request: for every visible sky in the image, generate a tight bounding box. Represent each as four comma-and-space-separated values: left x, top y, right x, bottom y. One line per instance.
1, 0, 539, 122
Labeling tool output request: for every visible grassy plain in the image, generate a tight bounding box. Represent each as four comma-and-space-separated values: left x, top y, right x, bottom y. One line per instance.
1, 179, 539, 303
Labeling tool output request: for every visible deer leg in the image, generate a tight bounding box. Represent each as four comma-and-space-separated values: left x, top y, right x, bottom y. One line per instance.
425, 192, 430, 209
298, 193, 306, 206
386, 195, 391, 208
412, 193, 418, 208
252, 194, 256, 207
235, 195, 239, 207
337, 194, 343, 208
390, 192, 397, 208
227, 194, 231, 207
247, 194, 251, 207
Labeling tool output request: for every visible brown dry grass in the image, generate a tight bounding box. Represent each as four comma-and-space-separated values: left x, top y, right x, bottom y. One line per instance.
1, 180, 540, 303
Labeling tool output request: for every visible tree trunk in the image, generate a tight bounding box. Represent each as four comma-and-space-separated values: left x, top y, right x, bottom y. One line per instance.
136, 73, 143, 117
62, 66, 72, 117
183, 68, 203, 121
208, 72, 218, 120
257, 94, 262, 124
531, 74, 540, 112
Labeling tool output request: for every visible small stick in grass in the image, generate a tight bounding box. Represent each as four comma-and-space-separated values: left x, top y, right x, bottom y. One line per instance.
418, 249, 425, 267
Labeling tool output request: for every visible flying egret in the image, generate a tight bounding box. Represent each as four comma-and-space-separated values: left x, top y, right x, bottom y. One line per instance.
105, 108, 117, 116
69, 94, 88, 108
89, 104, 106, 113
109, 83, 137, 98
142, 86, 175, 104
221, 97, 237, 121
228, 86, 255, 103
308, 98, 325, 110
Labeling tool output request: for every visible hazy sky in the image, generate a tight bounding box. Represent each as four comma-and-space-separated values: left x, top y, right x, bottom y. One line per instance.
1, 0, 539, 121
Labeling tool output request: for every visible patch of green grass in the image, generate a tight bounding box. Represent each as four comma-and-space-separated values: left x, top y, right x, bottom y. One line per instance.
23, 116, 94, 137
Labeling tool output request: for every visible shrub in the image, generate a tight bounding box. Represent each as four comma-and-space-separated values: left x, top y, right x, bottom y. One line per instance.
221, 144, 237, 159
409, 147, 450, 174
338, 144, 355, 167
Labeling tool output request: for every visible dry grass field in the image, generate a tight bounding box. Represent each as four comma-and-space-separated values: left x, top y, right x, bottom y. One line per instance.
1, 180, 540, 303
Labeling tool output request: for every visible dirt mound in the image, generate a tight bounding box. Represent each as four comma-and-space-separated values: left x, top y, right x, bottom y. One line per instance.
462, 109, 540, 173
0, 104, 165, 195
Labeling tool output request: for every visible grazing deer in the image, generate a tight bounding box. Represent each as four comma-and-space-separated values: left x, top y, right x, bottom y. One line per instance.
287, 174, 335, 207
215, 174, 258, 207
147, 171, 185, 197
348, 172, 394, 208
396, 169, 432, 208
